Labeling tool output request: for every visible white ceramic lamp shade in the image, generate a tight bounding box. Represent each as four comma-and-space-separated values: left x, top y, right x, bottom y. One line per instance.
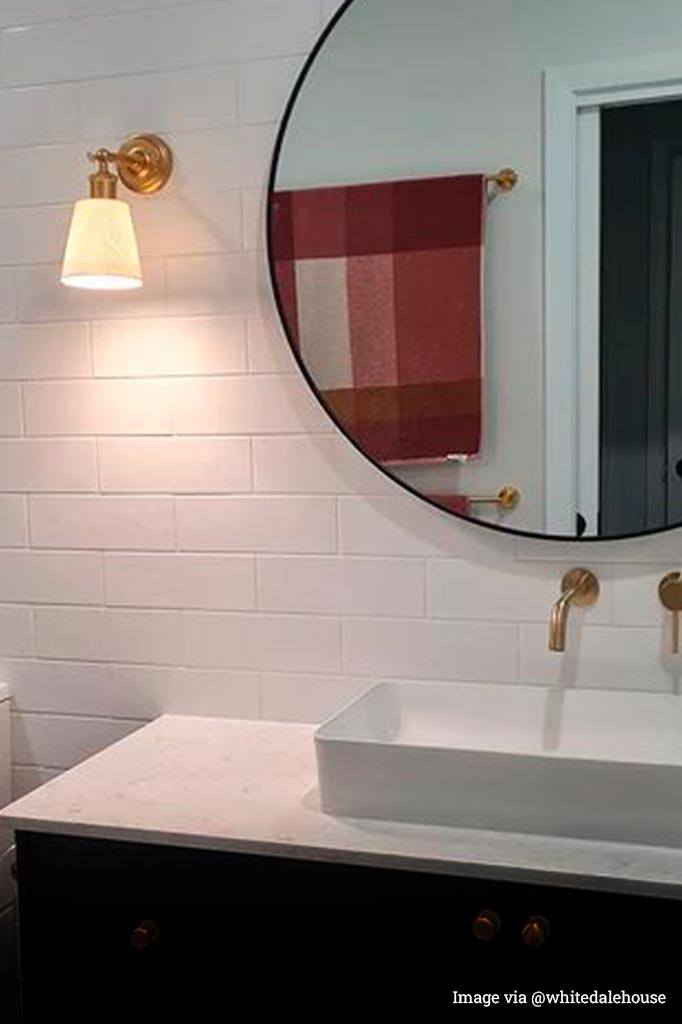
61, 197, 142, 290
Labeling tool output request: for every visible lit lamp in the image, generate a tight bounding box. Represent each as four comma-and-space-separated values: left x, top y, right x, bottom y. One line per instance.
61, 133, 173, 291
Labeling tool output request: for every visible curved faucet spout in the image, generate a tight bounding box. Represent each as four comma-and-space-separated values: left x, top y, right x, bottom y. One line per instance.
548, 569, 599, 652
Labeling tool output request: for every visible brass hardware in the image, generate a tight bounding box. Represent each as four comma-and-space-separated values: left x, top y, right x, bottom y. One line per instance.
469, 485, 521, 511
130, 919, 160, 950
86, 134, 173, 197
87, 150, 118, 199
472, 909, 501, 942
658, 572, 682, 654
118, 134, 174, 194
521, 915, 551, 948
548, 568, 599, 652
486, 167, 518, 192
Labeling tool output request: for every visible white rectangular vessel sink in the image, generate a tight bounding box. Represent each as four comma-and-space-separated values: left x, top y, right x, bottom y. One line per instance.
315, 682, 682, 846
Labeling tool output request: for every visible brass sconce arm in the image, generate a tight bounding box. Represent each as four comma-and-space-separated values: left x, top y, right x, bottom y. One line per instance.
86, 134, 173, 199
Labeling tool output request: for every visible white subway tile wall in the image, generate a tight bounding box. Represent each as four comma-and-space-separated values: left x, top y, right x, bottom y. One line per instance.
0, 0, 679, 796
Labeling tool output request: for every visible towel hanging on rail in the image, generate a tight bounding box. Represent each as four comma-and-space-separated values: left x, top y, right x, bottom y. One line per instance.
272, 172, 496, 464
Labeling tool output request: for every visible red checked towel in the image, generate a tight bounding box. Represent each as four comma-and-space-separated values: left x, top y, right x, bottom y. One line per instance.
271, 174, 486, 465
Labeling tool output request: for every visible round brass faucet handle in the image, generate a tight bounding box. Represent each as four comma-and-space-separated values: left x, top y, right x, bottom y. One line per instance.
521, 915, 551, 948
472, 909, 501, 942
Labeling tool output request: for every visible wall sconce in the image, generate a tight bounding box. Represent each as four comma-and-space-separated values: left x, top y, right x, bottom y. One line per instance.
61, 133, 173, 291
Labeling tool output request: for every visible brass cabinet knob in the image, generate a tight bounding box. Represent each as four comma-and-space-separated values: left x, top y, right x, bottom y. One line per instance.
131, 919, 160, 950
521, 915, 551, 948
472, 909, 501, 942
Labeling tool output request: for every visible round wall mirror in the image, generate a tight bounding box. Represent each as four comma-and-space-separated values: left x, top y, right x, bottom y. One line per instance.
267, 0, 682, 540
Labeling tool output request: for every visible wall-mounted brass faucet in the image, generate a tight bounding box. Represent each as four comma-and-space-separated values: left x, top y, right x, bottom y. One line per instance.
548, 569, 599, 652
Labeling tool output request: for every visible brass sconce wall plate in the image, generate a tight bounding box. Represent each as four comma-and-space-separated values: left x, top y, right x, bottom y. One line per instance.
117, 134, 174, 195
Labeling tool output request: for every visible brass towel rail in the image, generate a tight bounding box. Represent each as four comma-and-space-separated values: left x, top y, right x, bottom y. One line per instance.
485, 167, 518, 192
469, 486, 521, 511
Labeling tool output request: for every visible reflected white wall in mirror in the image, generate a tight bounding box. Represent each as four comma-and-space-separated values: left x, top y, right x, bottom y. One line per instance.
270, 0, 682, 540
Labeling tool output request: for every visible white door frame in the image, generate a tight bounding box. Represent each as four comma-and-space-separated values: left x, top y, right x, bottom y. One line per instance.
544, 50, 682, 535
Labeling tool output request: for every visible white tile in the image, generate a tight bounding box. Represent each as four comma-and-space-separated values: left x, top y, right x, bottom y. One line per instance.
0, 497, 27, 546
0, 606, 32, 656
171, 124, 275, 192
428, 559, 613, 624
0, 0, 66, 27
0, 439, 96, 491
24, 379, 172, 435
246, 313, 296, 372
0, 83, 77, 146
0, 270, 15, 323
261, 673, 372, 723
0, 551, 103, 604
339, 495, 466, 557
105, 553, 255, 610
0, 143, 82, 208
342, 618, 519, 682
12, 766, 61, 799
34, 607, 183, 665
0, 384, 22, 436
0, 205, 70, 266
15, 260, 165, 323
1, 2, 320, 85
109, 665, 261, 719
1, 659, 111, 714
238, 56, 302, 124
0, 323, 90, 380
98, 437, 252, 493
172, 374, 331, 434
68, 0, 203, 14
612, 565, 675, 626
177, 496, 336, 552
29, 495, 175, 550
92, 315, 247, 377
77, 64, 238, 137
227, 0, 321, 61
516, 529, 682, 563
1, 7, 229, 84
183, 611, 341, 672
11, 712, 142, 769
0, 659, 258, 721
520, 623, 677, 692
132, 188, 242, 258
257, 556, 424, 616
253, 434, 396, 494
241, 188, 264, 252
165, 253, 260, 316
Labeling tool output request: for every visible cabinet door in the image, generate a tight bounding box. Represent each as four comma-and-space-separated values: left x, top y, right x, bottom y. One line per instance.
271, 857, 682, 1013
16, 832, 272, 1019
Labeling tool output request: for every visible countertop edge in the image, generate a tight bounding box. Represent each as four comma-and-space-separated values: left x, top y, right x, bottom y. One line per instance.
6, 813, 682, 903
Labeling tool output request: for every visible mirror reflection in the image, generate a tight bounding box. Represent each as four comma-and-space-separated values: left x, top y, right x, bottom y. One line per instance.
269, 0, 682, 539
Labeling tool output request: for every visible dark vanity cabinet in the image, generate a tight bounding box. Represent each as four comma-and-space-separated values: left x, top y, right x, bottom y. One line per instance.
14, 831, 681, 1017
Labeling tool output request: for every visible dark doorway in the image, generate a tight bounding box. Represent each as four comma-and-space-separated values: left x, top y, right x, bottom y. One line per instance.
600, 98, 682, 536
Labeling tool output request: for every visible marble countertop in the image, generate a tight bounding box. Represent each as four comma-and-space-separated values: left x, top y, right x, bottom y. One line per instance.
2, 715, 682, 900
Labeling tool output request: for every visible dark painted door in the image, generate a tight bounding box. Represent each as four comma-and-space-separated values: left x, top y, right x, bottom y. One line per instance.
600, 99, 682, 536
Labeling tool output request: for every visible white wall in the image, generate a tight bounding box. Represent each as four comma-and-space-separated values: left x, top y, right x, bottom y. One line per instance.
0, 0, 681, 798
278, 0, 682, 533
